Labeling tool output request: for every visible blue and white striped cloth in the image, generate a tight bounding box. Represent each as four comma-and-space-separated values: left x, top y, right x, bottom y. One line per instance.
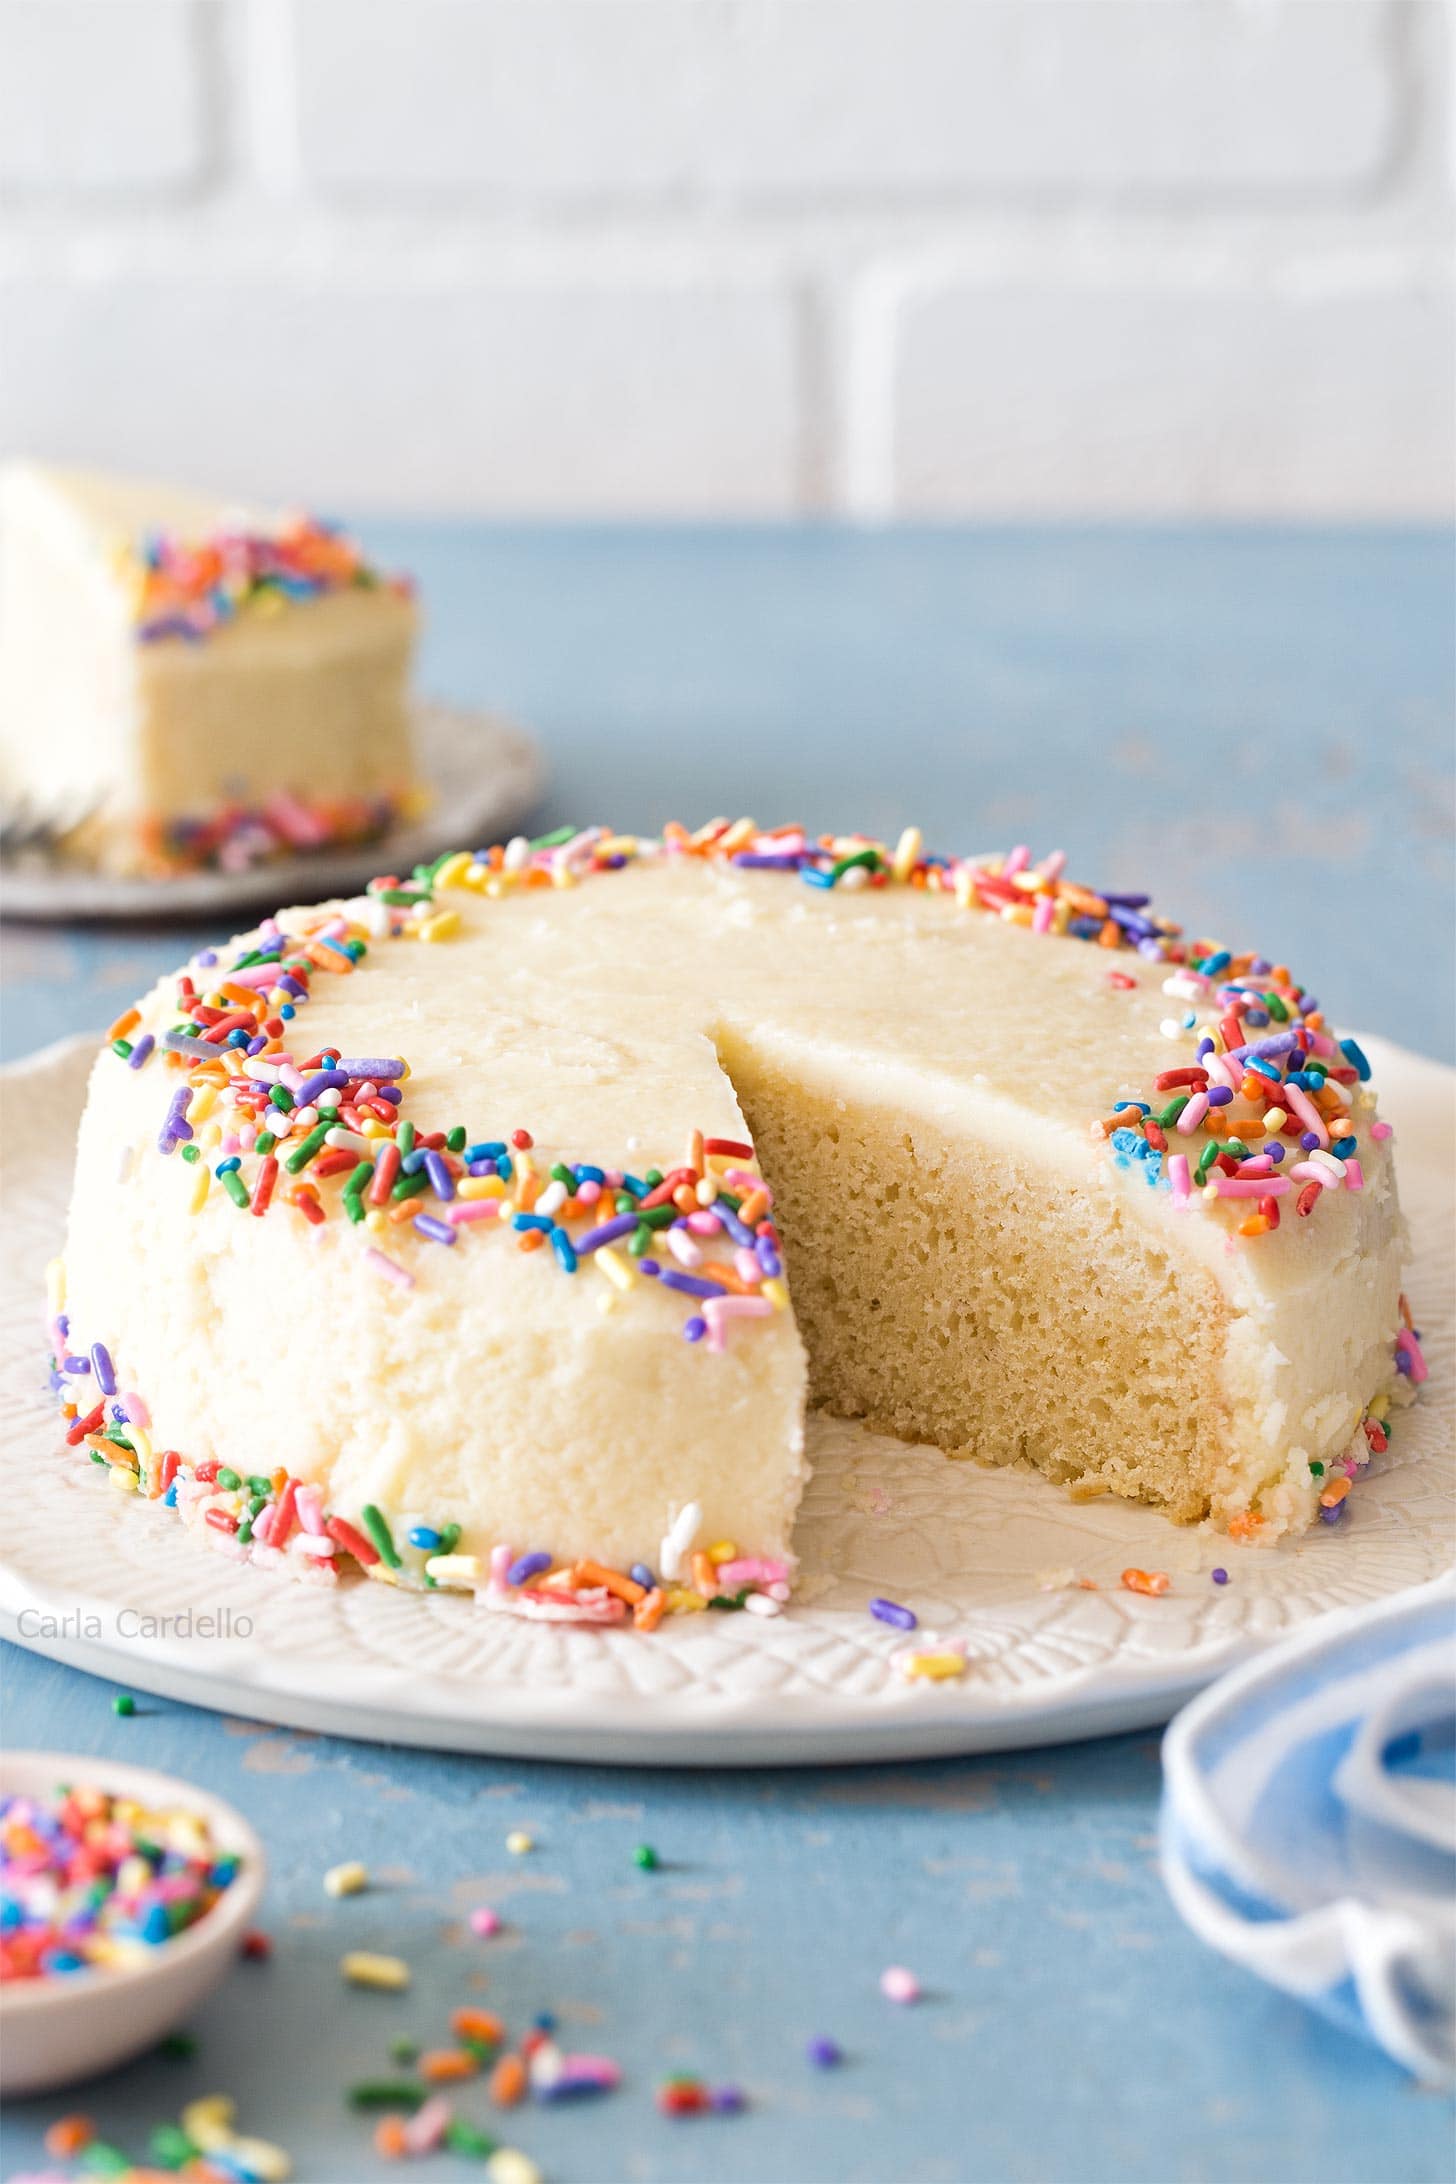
1161, 1574, 1456, 2084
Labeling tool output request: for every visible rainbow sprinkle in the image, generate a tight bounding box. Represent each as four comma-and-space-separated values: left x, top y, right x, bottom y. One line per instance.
123, 512, 411, 645
0, 1781, 239, 1981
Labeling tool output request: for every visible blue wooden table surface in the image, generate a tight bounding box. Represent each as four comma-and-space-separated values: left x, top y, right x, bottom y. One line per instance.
3, 527, 1453, 2183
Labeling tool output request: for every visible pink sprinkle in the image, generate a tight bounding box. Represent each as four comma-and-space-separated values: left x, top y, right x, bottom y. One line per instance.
714, 1556, 791, 1586
444, 1200, 500, 1226
363, 1245, 415, 1287
880, 1965, 921, 2004
577, 1178, 602, 1205
1167, 1153, 1192, 1208
296, 1484, 326, 1536
1031, 894, 1055, 934
1209, 1176, 1291, 1199
686, 1211, 722, 1238
469, 1906, 502, 1938
1175, 1092, 1209, 1134
1344, 1158, 1365, 1192
402, 2093, 452, 2154
1285, 1082, 1329, 1147
1396, 1328, 1429, 1385
121, 1390, 151, 1429
1370, 1120, 1393, 1141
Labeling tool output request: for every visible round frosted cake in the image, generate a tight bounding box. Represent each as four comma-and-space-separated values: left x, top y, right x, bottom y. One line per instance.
48, 822, 1422, 1628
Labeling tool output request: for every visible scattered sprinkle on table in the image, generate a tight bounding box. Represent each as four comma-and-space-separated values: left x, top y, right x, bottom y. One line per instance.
469, 1905, 502, 1937
505, 1831, 534, 1855
1121, 1568, 1172, 1597
870, 1596, 917, 1631
880, 1965, 921, 2004
341, 1950, 411, 1991
632, 1843, 659, 1869
807, 2036, 842, 2068
110, 1693, 136, 1717
324, 1859, 369, 1897
1211, 1567, 1230, 1585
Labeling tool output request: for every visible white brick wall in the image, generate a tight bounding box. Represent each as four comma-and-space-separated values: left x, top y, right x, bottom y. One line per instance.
0, 0, 1451, 517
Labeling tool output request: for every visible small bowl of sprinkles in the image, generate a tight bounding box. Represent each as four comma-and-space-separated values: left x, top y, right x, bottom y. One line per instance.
0, 1750, 264, 2096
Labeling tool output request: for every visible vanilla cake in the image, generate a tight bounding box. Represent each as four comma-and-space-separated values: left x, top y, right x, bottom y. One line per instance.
48, 823, 1420, 1628
0, 463, 419, 875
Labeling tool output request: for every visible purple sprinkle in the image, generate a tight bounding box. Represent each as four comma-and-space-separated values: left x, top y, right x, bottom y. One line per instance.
276, 974, 308, 1000
376, 1085, 402, 1105
715, 1206, 755, 1248
1207, 1086, 1234, 1108
297, 1069, 348, 1107
658, 1270, 728, 1300
196, 949, 218, 967
334, 1057, 405, 1080
1268, 1143, 1285, 1163
757, 1246, 782, 1279
731, 852, 805, 870
710, 2086, 747, 2113
508, 1550, 552, 1586
127, 1033, 155, 1070
573, 1212, 639, 1254
629, 1564, 656, 1590
1300, 1131, 1321, 1151
870, 1596, 917, 1631
162, 1031, 216, 1059
1319, 1501, 1346, 1524
683, 1316, 707, 1343
412, 1214, 456, 1245
62, 1355, 90, 1376
90, 1344, 116, 1396
423, 1150, 455, 1202
1211, 1568, 1229, 1585
807, 2038, 842, 2069
639, 1258, 661, 1278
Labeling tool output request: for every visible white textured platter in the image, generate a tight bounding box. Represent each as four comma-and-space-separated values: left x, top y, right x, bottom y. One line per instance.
0, 700, 543, 923
1, 1033, 1451, 1767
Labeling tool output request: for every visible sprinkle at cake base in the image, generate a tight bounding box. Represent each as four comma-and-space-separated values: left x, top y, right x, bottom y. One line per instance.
48, 822, 1417, 1622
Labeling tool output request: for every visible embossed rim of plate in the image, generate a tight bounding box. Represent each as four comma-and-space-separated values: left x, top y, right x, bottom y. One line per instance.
0, 1031, 1450, 1767
0, 700, 545, 924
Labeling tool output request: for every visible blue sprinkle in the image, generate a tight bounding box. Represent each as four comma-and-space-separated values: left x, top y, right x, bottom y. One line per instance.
1331, 1136, 1358, 1159
407, 1526, 442, 1552
629, 1564, 656, 1591
551, 1228, 579, 1273
511, 1212, 554, 1233
1340, 1037, 1371, 1081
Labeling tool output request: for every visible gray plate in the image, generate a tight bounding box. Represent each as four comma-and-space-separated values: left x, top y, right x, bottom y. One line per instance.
0, 700, 545, 923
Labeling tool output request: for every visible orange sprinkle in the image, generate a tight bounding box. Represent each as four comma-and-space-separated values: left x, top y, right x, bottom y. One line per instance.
572, 1558, 647, 1605
634, 1586, 666, 1632
373, 2116, 409, 2158
516, 1228, 545, 1253
1121, 1568, 1171, 1597
738, 1188, 769, 1226
691, 1551, 721, 1598
1228, 1511, 1264, 1541
452, 2006, 505, 2045
487, 2053, 527, 2107
420, 2048, 479, 2082
106, 1008, 141, 1042
1238, 1214, 1271, 1236
1319, 1477, 1352, 1507
45, 2117, 94, 2158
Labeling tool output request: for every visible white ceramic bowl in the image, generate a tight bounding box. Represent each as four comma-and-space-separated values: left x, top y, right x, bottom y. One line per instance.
0, 1750, 266, 2095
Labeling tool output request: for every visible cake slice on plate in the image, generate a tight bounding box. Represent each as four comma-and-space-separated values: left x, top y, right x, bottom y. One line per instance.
0, 462, 420, 876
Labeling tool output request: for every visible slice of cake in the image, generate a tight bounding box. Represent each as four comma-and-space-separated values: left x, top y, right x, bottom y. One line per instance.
48, 823, 1416, 1625
0, 463, 420, 876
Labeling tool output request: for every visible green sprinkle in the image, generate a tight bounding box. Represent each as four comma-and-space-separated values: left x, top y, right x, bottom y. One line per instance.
627, 1224, 653, 1258
347, 2080, 427, 2110
111, 1037, 133, 1060
247, 1474, 272, 1496
344, 1159, 374, 1196
180, 1143, 200, 1165
446, 1126, 466, 1154
1309, 1461, 1325, 1476
444, 2120, 498, 2159
1225, 1138, 1250, 1160
374, 888, 429, 906
361, 1502, 402, 1569
221, 1169, 250, 1210
389, 2036, 420, 2065
637, 1204, 675, 1231
237, 1519, 253, 1544
284, 1121, 331, 1174
550, 1163, 575, 1186
391, 1171, 429, 1203
254, 1130, 276, 1156
270, 1085, 295, 1111
1156, 1096, 1189, 1128
216, 1467, 241, 1489
1264, 992, 1289, 1022
112, 1692, 136, 1717
78, 2141, 132, 2175
398, 1120, 416, 1158
1196, 1142, 1221, 1181
436, 1522, 461, 1555
149, 2122, 200, 2163
830, 847, 881, 881
530, 824, 577, 850
633, 1843, 659, 1870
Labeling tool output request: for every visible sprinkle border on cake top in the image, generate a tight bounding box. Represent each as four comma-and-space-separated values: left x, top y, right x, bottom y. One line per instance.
46, 818, 1425, 1620
122, 512, 413, 645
